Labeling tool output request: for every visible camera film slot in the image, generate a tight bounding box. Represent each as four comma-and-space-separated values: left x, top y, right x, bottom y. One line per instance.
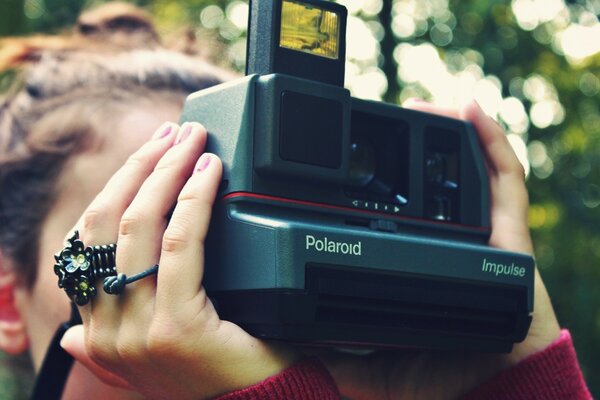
306, 265, 525, 344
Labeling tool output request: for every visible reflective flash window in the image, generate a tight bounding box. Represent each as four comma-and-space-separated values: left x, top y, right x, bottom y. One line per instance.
280, 0, 340, 60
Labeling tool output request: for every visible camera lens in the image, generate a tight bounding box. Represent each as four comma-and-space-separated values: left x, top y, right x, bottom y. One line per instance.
348, 140, 376, 187
345, 111, 410, 208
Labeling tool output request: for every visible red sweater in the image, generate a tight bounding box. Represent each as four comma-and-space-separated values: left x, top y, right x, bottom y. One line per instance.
217, 330, 591, 400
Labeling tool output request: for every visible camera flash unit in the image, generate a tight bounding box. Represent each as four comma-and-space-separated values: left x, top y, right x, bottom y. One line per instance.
246, 0, 347, 86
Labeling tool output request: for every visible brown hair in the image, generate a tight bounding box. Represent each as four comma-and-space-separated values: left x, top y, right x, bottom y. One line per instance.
0, 2, 232, 287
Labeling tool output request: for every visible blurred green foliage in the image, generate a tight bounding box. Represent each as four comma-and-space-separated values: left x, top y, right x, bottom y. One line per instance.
1, 0, 599, 396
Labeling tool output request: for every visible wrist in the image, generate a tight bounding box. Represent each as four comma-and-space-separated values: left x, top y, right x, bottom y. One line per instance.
504, 268, 560, 366
251, 343, 302, 379
224, 342, 302, 396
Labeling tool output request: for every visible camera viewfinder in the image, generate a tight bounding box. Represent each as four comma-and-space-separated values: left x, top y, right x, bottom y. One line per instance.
280, 91, 343, 168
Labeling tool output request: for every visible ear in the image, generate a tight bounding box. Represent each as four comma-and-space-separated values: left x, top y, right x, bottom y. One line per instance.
0, 255, 29, 354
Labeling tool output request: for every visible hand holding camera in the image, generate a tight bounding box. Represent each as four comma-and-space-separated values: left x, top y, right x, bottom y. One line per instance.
59, 122, 299, 399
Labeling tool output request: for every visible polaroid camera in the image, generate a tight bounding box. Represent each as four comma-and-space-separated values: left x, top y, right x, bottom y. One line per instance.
180, 0, 534, 352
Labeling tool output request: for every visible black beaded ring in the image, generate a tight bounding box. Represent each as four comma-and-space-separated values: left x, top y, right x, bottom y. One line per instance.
53, 230, 117, 306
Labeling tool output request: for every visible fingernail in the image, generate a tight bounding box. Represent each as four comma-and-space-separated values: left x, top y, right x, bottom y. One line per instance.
194, 153, 212, 173
175, 124, 193, 145
153, 124, 173, 140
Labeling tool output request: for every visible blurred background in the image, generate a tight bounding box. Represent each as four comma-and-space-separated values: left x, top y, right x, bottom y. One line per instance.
1, 0, 599, 396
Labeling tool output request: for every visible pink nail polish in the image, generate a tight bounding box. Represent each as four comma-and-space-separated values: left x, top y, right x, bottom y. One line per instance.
195, 154, 212, 172
153, 125, 172, 140
176, 124, 193, 145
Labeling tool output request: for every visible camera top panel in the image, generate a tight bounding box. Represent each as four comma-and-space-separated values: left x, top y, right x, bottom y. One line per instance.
246, 0, 347, 87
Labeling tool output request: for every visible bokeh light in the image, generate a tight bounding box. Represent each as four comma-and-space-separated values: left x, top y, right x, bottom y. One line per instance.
200, 5, 224, 29
559, 22, 600, 63
511, 0, 568, 31
24, 0, 45, 19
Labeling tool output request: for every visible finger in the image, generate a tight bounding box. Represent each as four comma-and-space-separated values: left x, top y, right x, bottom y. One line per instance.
71, 122, 177, 282
458, 102, 532, 254
117, 122, 207, 278
460, 101, 524, 177
78, 121, 179, 248
74, 123, 177, 327
155, 153, 222, 312
60, 325, 135, 390
117, 122, 207, 324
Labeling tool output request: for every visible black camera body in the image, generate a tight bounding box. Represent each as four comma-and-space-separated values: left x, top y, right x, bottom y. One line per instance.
180, 0, 533, 352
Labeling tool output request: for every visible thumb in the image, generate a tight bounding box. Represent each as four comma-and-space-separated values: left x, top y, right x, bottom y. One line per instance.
60, 325, 134, 390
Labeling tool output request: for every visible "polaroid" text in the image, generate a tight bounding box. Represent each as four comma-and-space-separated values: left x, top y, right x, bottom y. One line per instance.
305, 235, 362, 256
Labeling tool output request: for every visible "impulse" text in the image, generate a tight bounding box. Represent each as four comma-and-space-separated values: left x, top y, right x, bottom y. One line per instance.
481, 258, 526, 277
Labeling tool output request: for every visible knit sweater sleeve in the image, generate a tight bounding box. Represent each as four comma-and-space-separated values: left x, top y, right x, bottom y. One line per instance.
214, 330, 590, 400
214, 357, 341, 400
462, 330, 592, 400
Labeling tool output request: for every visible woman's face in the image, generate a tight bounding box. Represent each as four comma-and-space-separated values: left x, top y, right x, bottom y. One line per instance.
15, 100, 182, 399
